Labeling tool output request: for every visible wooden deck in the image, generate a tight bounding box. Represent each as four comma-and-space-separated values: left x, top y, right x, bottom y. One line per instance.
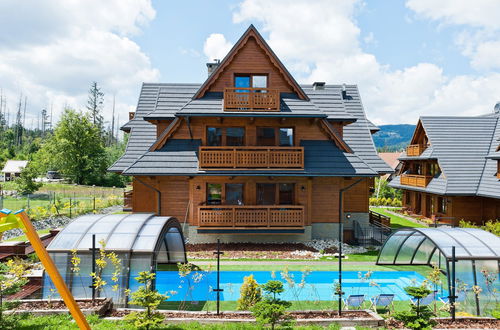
400, 174, 433, 187
224, 87, 280, 111
198, 205, 304, 228
199, 146, 304, 169
406, 144, 427, 156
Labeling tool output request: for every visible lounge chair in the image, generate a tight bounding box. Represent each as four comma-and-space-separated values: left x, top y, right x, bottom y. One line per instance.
370, 294, 395, 312
439, 291, 467, 304
411, 291, 437, 306
343, 294, 365, 309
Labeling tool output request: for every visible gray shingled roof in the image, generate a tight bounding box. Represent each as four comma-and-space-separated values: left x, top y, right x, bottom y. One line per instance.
390, 114, 500, 198
122, 139, 377, 176
110, 83, 392, 175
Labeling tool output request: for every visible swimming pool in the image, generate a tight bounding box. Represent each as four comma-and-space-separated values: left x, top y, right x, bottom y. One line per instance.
147, 271, 446, 302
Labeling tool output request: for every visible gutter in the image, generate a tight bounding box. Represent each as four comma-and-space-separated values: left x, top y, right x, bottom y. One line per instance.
135, 177, 162, 215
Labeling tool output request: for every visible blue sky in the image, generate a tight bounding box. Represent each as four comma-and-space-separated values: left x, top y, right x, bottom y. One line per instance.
1, 0, 499, 126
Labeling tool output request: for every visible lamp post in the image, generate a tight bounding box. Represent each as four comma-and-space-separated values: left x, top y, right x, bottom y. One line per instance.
337, 179, 363, 316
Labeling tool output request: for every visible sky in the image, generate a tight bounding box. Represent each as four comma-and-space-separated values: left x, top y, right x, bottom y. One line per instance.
1, 0, 500, 129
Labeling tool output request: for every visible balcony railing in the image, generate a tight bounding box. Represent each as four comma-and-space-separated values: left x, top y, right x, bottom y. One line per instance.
198, 205, 304, 228
224, 87, 280, 111
406, 144, 427, 156
199, 146, 304, 169
400, 174, 433, 187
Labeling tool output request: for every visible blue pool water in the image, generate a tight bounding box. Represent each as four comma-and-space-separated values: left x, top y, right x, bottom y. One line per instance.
151, 271, 445, 302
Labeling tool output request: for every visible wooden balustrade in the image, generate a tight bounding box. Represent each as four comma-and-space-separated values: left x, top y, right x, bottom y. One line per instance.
400, 174, 433, 187
224, 88, 280, 111
199, 146, 304, 169
198, 205, 304, 228
406, 144, 427, 156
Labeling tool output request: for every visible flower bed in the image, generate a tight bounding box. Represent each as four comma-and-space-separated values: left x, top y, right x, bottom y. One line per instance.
386, 316, 500, 329
109, 309, 385, 327
187, 240, 367, 260
8, 298, 112, 316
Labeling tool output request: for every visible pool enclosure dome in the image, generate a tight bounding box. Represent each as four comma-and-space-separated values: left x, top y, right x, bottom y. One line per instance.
44, 213, 187, 306
377, 227, 499, 316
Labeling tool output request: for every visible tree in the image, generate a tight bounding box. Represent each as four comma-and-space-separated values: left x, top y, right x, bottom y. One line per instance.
393, 285, 436, 330
237, 274, 262, 310
125, 271, 167, 330
34, 109, 107, 185
86, 82, 104, 131
251, 280, 292, 330
14, 165, 42, 195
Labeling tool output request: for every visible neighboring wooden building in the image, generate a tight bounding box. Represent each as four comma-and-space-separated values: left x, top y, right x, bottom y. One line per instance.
390, 111, 500, 225
1, 160, 28, 181
110, 25, 391, 243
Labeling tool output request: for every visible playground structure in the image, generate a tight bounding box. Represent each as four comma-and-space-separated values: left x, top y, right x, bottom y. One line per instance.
0, 209, 90, 330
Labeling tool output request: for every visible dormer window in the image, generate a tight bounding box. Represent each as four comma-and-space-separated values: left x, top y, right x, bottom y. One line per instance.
235, 74, 268, 90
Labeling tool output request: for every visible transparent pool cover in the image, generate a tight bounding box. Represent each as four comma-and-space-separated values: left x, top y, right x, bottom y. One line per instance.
377, 227, 500, 316
43, 213, 187, 306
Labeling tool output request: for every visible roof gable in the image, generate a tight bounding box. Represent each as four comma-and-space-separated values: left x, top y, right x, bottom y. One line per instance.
193, 25, 308, 100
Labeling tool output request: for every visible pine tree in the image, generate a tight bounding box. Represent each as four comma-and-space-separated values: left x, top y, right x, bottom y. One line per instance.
86, 81, 104, 131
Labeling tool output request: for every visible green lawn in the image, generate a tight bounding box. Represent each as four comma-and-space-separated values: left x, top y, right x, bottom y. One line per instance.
370, 207, 426, 228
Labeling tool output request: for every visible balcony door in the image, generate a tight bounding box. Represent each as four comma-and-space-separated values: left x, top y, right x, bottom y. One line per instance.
207, 127, 245, 146
235, 75, 268, 91
256, 127, 294, 146
256, 183, 295, 205
206, 183, 244, 205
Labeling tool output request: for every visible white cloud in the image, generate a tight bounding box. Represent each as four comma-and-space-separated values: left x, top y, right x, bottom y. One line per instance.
406, 0, 500, 29
407, 0, 500, 72
215, 0, 500, 124
0, 0, 158, 129
203, 34, 233, 61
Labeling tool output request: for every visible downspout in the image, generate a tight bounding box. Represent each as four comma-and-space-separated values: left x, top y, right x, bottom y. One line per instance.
338, 177, 364, 316
135, 177, 162, 215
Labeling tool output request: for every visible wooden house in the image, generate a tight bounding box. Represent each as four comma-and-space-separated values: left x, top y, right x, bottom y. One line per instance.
110, 25, 391, 243
390, 111, 500, 225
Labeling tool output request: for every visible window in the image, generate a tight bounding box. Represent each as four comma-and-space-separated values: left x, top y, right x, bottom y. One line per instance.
234, 74, 268, 90
430, 163, 441, 176
207, 127, 245, 146
257, 183, 276, 205
278, 183, 295, 205
256, 127, 294, 146
256, 183, 295, 205
207, 184, 222, 205
437, 196, 447, 214
225, 184, 244, 205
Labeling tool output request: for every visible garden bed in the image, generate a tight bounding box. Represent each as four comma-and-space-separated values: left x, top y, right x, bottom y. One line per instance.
110, 309, 385, 326
386, 316, 500, 329
186, 241, 366, 260
7, 298, 112, 316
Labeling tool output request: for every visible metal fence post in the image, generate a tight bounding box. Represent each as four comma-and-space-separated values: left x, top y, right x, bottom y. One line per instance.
89, 234, 96, 302
93, 197, 96, 212
213, 239, 224, 315
450, 246, 456, 321
69, 198, 72, 218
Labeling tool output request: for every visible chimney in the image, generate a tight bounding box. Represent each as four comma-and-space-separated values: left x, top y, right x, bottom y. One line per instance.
341, 83, 347, 99
206, 59, 221, 76
494, 101, 500, 114
312, 82, 325, 90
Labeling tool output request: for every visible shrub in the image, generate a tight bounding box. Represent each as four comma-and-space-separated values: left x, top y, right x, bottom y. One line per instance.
125, 271, 168, 330
459, 219, 500, 236
14, 165, 42, 195
251, 280, 292, 330
237, 275, 262, 310
0, 259, 29, 328
393, 285, 436, 330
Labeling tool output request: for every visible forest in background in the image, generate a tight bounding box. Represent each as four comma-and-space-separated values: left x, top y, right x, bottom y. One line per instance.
0, 82, 129, 193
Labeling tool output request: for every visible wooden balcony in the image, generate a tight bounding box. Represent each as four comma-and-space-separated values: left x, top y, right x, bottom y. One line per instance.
199, 146, 304, 169
406, 144, 427, 156
224, 87, 280, 111
198, 205, 304, 228
400, 174, 433, 188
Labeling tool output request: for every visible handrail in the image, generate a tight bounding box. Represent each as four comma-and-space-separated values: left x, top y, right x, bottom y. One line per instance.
198, 205, 304, 227
406, 144, 428, 156
400, 174, 433, 187
224, 87, 280, 111
199, 146, 304, 169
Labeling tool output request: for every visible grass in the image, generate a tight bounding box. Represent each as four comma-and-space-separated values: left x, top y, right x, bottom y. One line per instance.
2, 229, 51, 242
11, 313, 349, 329
370, 207, 426, 228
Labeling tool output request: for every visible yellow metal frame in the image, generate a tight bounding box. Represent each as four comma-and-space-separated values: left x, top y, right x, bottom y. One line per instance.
0, 209, 90, 330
